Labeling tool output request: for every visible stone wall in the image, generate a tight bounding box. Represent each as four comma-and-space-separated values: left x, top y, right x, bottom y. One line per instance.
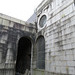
0, 13, 36, 75
33, 69, 71, 75
36, 0, 75, 75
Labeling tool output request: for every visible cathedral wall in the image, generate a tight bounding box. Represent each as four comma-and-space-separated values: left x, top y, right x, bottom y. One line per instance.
36, 0, 75, 74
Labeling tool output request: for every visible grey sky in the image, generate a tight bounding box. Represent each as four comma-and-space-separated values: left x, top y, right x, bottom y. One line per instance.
0, 0, 42, 21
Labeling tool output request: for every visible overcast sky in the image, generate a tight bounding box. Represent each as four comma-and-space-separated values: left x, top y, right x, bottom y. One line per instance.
0, 0, 42, 21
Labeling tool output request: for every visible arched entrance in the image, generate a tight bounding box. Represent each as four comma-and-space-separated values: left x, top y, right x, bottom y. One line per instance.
36, 36, 45, 69
15, 37, 32, 74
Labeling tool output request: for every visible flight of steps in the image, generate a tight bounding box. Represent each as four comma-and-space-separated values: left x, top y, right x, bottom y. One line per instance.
15, 69, 30, 75
24, 69, 30, 75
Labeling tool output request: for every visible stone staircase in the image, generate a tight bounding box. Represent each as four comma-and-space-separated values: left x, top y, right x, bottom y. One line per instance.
24, 69, 30, 75
15, 69, 30, 75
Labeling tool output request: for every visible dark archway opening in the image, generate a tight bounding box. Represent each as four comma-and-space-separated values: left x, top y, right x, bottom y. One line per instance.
15, 37, 32, 74
36, 36, 45, 69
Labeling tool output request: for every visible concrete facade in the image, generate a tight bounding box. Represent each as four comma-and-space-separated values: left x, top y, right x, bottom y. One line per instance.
34, 0, 75, 75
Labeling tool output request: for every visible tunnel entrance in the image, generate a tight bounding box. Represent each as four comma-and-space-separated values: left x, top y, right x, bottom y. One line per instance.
15, 37, 32, 74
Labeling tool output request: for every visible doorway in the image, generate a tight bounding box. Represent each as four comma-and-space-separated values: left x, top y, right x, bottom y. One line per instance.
15, 37, 32, 74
